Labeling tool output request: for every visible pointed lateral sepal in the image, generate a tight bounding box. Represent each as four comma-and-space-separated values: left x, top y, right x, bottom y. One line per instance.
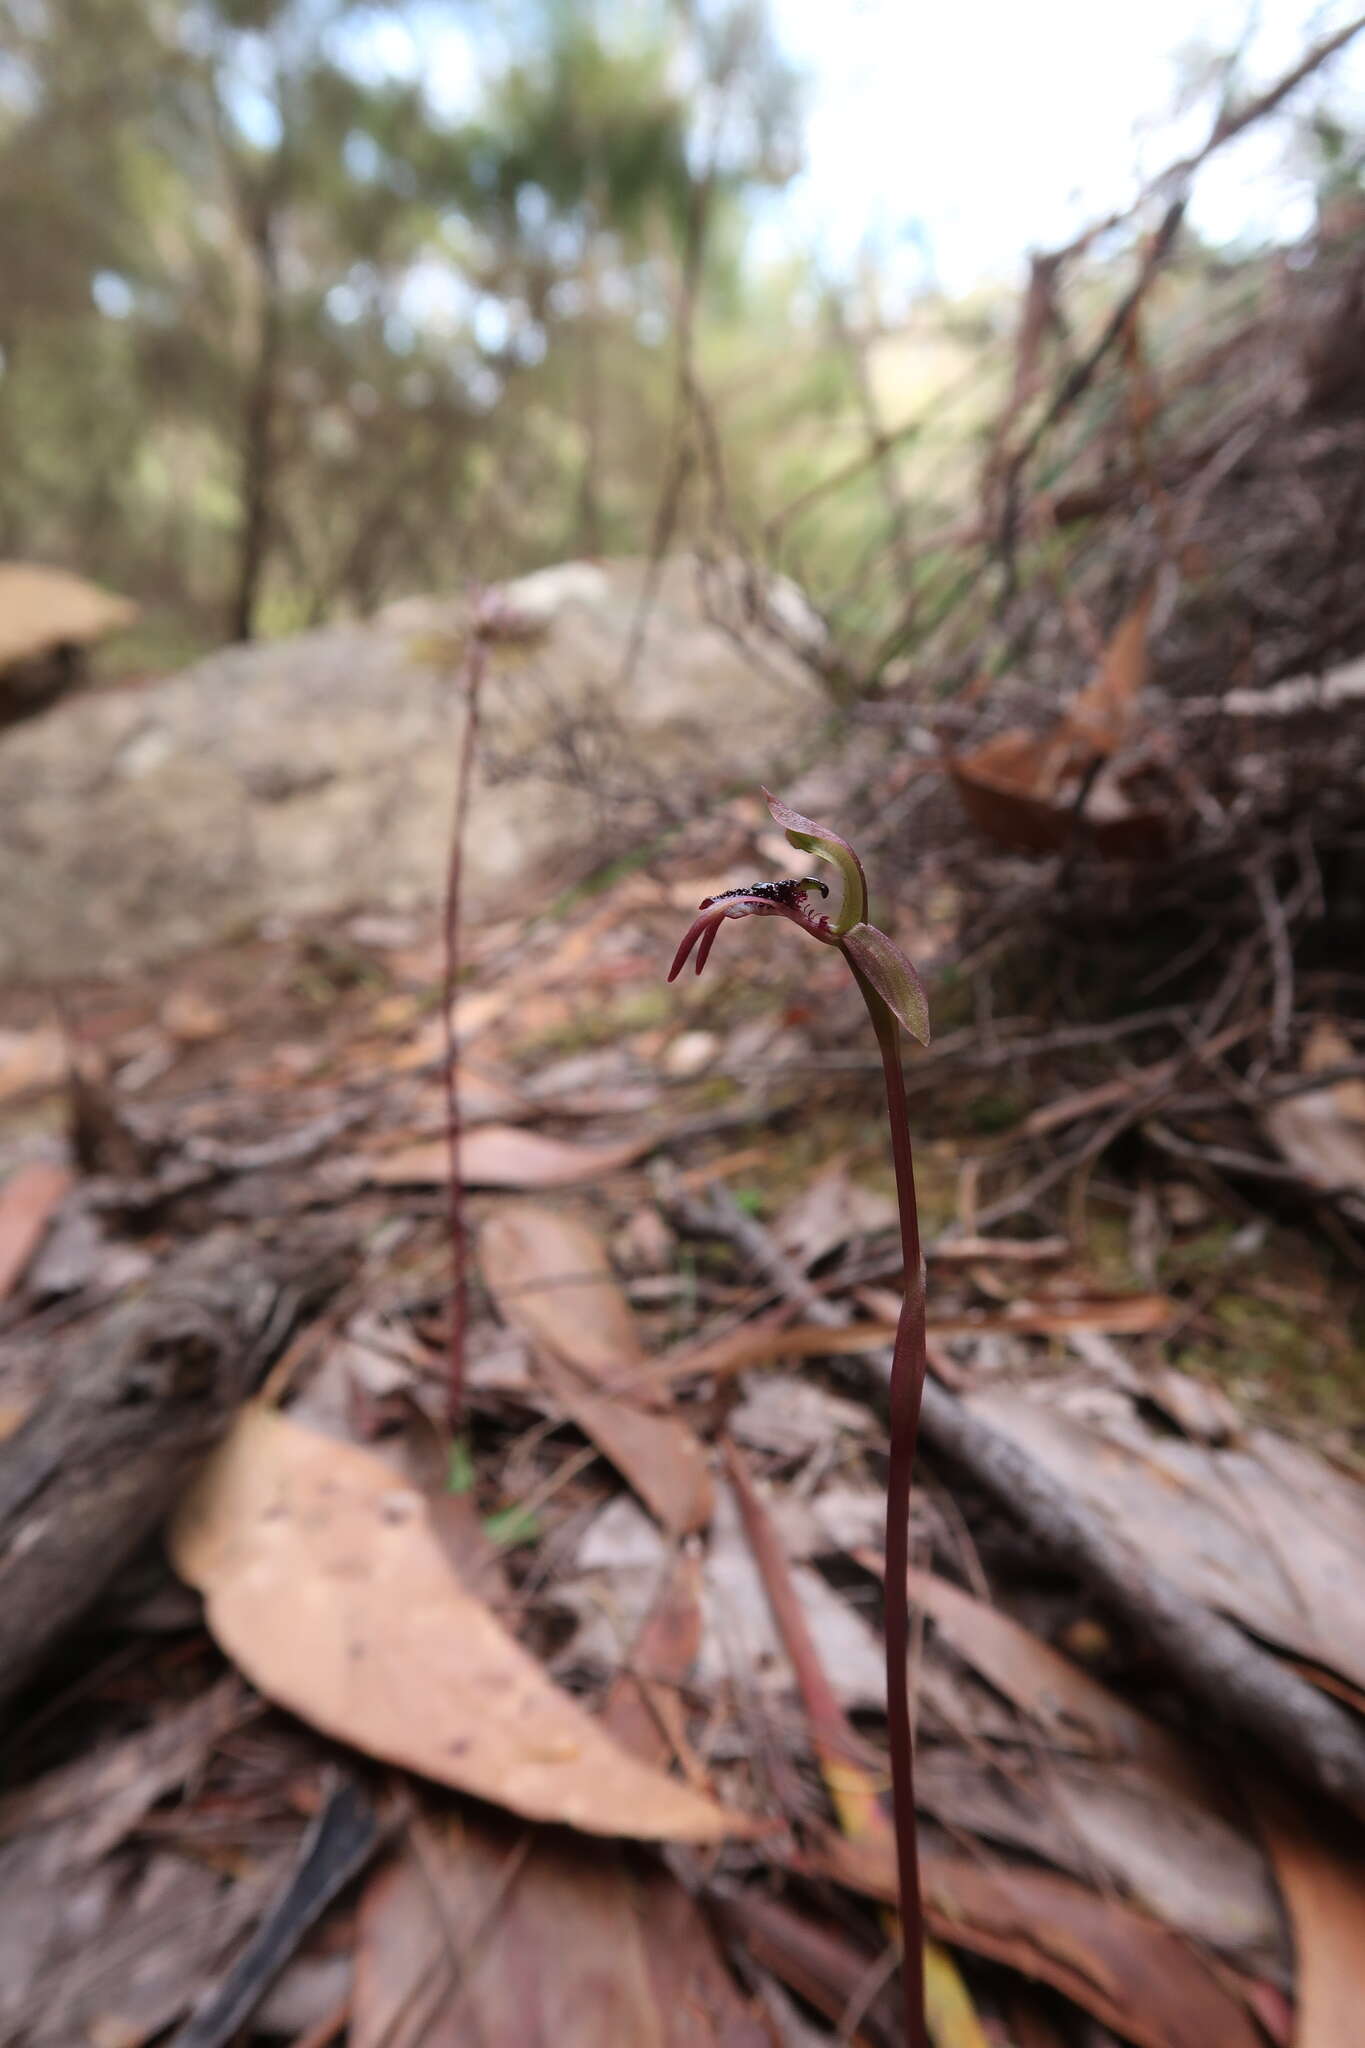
841, 922, 931, 1045
764, 789, 867, 935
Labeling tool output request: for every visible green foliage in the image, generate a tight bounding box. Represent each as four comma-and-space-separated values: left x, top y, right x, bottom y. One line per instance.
0, 0, 807, 651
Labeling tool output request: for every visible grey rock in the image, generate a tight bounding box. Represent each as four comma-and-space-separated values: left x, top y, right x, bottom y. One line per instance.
0, 557, 822, 981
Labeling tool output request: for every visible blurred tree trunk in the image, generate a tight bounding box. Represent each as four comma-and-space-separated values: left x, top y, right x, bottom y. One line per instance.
230, 191, 282, 644
576, 203, 604, 557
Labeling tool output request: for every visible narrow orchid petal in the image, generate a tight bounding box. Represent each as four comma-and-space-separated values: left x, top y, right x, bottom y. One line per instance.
763, 789, 868, 934
668, 889, 837, 988
667, 911, 719, 982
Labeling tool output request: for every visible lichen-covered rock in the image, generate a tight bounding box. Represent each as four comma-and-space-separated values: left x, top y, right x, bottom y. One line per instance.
0, 557, 822, 981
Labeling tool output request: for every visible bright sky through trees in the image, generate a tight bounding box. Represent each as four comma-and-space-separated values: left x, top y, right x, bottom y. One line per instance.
767, 0, 1365, 290
334, 1, 1365, 293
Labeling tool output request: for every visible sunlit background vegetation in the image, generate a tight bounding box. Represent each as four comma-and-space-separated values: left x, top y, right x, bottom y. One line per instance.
2, 0, 1362, 669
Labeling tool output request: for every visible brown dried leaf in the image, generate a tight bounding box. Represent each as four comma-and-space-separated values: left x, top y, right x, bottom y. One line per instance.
0, 1026, 66, 1104
632, 1862, 780, 2047
602, 1550, 704, 1771
481, 1204, 712, 1534
353, 1807, 773, 2048
480, 1204, 650, 1390
0, 1161, 72, 1300
170, 1404, 744, 1842
1261, 1809, 1365, 2047
948, 594, 1165, 861
948, 732, 1170, 859
369, 1126, 646, 1189
538, 1350, 713, 1534
824, 1842, 1264, 2048
1065, 588, 1154, 756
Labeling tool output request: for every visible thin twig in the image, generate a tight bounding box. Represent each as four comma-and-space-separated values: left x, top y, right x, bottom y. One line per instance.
441, 607, 488, 1428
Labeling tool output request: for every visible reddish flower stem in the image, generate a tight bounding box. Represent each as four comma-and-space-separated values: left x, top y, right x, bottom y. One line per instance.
441, 625, 487, 1430
846, 953, 928, 2048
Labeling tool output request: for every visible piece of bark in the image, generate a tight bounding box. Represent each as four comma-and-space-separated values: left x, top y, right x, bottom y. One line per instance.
684, 1184, 1365, 1819
170, 1772, 382, 2048
917, 1378, 1365, 1819
0, 1225, 349, 1711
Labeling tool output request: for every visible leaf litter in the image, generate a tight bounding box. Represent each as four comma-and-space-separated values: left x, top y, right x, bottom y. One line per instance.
0, 746, 1363, 2043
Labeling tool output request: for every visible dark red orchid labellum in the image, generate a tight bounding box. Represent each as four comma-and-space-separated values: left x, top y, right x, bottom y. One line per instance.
667, 877, 835, 981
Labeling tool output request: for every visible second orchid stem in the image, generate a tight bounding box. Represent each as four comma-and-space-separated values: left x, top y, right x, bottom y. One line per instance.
847, 955, 929, 2048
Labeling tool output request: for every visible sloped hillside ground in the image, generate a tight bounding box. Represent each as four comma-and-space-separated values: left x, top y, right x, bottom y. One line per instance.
5, 167, 1365, 2048
1, 701, 1363, 2046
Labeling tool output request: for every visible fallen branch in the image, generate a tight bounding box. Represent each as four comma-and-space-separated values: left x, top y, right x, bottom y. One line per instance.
916, 1381, 1365, 1819
170, 1772, 383, 2048
687, 1188, 1365, 1819
0, 1226, 349, 1712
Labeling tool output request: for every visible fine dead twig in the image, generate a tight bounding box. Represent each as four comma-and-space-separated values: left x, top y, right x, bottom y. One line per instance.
441, 593, 512, 1426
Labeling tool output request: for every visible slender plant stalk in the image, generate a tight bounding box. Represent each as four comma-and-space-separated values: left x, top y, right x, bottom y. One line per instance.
666, 790, 931, 2046
441, 626, 487, 1429
848, 957, 929, 2048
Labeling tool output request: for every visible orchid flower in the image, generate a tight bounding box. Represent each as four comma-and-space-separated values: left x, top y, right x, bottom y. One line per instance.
667, 788, 931, 2048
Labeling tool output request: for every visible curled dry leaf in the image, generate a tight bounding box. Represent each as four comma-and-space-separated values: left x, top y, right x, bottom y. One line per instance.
947, 591, 1168, 860
481, 1203, 712, 1534
170, 1404, 745, 1843
480, 1202, 653, 1391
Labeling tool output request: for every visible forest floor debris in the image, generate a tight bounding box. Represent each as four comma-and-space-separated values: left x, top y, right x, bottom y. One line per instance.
1, 788, 1363, 2047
